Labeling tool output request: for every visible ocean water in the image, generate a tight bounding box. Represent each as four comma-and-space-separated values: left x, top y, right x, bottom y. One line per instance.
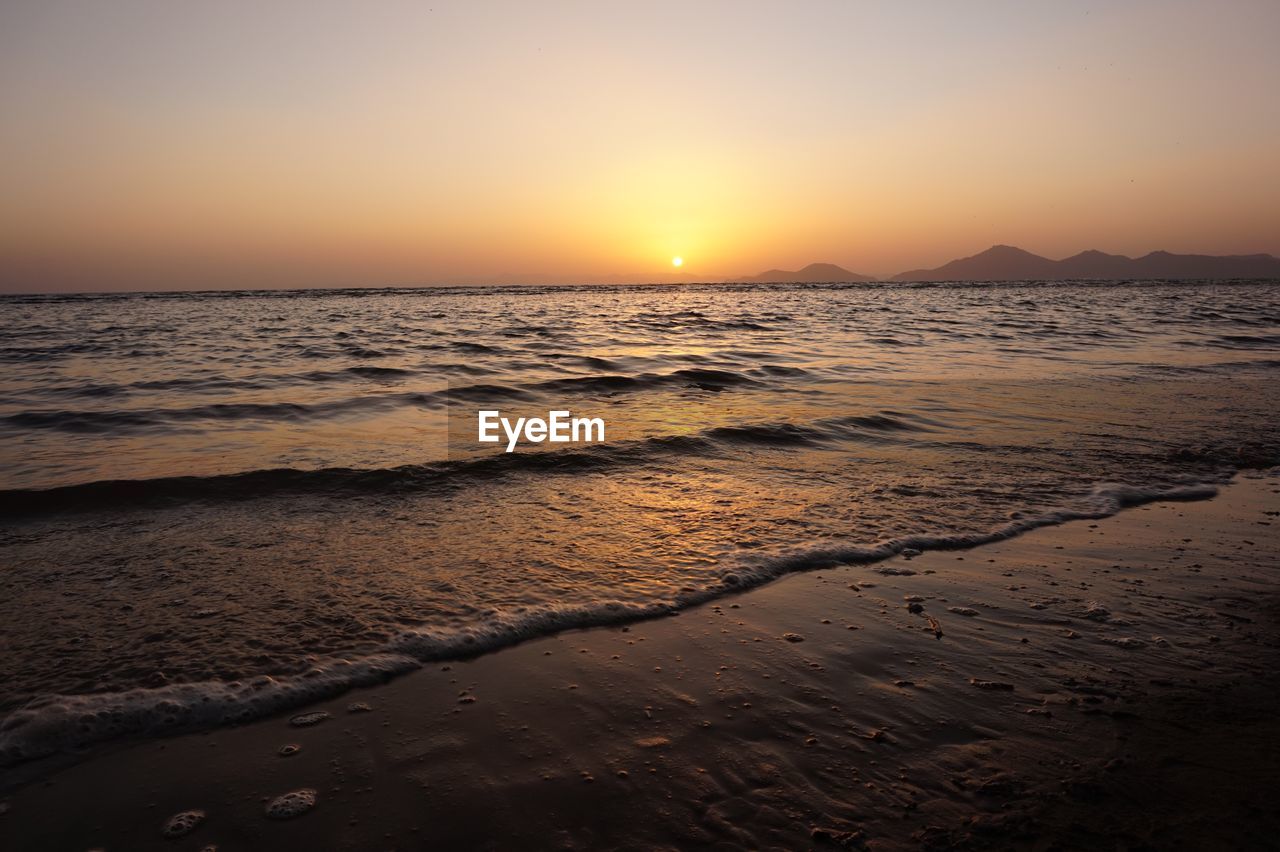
2, 280, 1278, 763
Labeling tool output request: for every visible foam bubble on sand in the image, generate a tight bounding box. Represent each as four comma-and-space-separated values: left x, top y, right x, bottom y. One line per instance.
162, 809, 205, 838
0, 654, 416, 765
1100, 636, 1146, 648
1083, 602, 1112, 621
0, 605, 674, 765
729, 481, 1220, 588
265, 789, 316, 819
388, 599, 678, 661
970, 679, 1015, 691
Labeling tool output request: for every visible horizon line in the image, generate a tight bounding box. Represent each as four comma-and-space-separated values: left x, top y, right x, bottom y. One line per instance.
4, 243, 1280, 295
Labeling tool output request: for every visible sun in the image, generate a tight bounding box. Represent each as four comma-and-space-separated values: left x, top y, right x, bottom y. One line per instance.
671, 256, 683, 267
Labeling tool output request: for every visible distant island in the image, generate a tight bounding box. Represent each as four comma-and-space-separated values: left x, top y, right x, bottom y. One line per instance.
735, 262, 873, 283
892, 245, 1280, 282
736, 246, 1280, 285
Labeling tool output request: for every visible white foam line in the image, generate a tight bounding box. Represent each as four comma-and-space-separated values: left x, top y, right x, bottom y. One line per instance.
0, 480, 1220, 766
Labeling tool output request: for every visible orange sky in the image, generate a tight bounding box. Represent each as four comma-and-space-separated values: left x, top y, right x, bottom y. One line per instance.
1, 1, 1278, 291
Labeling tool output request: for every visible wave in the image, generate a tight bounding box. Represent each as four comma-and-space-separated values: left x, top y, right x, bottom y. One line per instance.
723, 482, 1219, 580
0, 479, 1223, 766
1185, 333, 1280, 350
0, 414, 929, 516
0, 393, 439, 434
0, 367, 775, 436
16, 365, 507, 403
531, 367, 759, 395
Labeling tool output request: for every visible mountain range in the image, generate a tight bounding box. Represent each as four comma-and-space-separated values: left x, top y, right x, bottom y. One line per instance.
741, 246, 1280, 283
735, 262, 873, 283
892, 245, 1280, 282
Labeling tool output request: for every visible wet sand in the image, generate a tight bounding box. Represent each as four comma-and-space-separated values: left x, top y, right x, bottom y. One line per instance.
2, 472, 1278, 851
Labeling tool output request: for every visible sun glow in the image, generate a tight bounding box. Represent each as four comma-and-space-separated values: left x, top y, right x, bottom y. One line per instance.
671, 256, 683, 267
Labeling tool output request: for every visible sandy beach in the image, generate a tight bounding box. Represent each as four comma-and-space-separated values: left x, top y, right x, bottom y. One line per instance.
2, 472, 1275, 850
4, 4, 1280, 849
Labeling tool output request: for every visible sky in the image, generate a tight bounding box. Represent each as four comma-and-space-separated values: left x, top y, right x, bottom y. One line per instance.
1, 0, 1278, 291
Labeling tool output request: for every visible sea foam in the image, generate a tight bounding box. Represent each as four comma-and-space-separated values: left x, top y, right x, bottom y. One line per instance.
0, 480, 1220, 766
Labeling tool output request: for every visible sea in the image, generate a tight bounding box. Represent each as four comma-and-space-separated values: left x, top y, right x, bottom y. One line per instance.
1, 280, 1278, 764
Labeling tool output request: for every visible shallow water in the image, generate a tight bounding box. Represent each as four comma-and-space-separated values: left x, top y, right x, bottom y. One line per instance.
1, 280, 1278, 762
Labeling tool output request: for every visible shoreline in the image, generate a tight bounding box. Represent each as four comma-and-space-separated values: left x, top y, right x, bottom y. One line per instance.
0, 477, 1234, 768
2, 471, 1278, 849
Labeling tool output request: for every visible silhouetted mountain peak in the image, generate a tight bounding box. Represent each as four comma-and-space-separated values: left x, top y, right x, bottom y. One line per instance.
798, 262, 853, 276
895, 246, 1280, 282
738, 263, 871, 283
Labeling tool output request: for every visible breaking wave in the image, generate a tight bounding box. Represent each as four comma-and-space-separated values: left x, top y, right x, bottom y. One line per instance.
0, 479, 1222, 766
